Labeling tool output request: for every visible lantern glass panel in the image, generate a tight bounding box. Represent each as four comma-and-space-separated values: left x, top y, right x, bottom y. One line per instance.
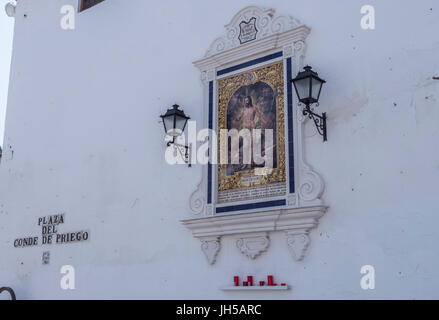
163, 115, 177, 136
294, 78, 311, 101
311, 78, 323, 100
311, 77, 324, 100
175, 115, 188, 134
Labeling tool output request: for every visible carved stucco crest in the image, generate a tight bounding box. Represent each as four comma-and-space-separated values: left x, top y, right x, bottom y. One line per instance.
205, 6, 303, 57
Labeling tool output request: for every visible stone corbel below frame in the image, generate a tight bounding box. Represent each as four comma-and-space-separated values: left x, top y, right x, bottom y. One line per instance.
200, 236, 221, 265
236, 232, 270, 260
182, 205, 326, 265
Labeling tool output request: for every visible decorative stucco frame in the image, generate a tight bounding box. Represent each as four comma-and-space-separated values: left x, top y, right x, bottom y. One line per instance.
182, 6, 327, 265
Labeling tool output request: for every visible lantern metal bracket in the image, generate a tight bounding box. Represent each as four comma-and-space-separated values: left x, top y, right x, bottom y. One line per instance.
167, 137, 192, 167
302, 104, 327, 142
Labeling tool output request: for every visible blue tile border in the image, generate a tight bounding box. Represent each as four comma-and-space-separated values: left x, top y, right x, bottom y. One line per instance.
286, 58, 295, 193
207, 81, 213, 204
217, 51, 283, 77
208, 81, 213, 130
216, 199, 286, 214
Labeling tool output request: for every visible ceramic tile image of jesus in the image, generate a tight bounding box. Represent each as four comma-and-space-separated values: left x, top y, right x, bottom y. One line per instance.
226, 81, 277, 176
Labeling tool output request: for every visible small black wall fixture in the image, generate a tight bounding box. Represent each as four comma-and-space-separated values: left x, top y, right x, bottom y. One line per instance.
160, 104, 192, 167
291, 66, 327, 142
0, 287, 16, 300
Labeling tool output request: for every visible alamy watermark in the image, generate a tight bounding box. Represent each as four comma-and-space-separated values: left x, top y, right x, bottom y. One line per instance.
60, 5, 75, 30
164, 120, 274, 175
360, 265, 375, 290
60, 265, 75, 290
361, 5, 375, 30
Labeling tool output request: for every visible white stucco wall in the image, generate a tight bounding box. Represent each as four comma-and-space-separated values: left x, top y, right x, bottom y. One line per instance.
1, 0, 438, 299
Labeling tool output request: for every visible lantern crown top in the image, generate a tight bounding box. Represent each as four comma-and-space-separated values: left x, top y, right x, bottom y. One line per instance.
293, 65, 326, 83
160, 104, 190, 120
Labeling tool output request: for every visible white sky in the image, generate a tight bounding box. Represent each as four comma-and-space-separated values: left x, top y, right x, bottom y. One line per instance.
0, 0, 14, 148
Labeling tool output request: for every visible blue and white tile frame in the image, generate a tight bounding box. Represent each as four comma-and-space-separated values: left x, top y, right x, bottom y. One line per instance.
186, 7, 327, 265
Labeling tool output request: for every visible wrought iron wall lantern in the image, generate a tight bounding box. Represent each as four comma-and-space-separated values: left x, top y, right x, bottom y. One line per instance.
291, 66, 327, 142
160, 104, 192, 167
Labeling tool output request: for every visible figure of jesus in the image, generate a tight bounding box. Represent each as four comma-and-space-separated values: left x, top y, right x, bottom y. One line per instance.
236, 96, 269, 169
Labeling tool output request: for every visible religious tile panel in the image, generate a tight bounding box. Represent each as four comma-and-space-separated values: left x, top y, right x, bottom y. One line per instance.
217, 61, 286, 204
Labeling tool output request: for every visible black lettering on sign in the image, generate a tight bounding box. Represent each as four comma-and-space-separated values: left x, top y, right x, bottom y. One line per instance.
13, 237, 39, 248
14, 214, 90, 248
55, 231, 90, 244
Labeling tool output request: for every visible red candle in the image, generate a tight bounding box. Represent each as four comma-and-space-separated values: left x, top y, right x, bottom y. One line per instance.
247, 276, 253, 286
267, 275, 274, 286
243, 281, 248, 286
234, 276, 239, 286
259, 281, 265, 286
281, 283, 286, 286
